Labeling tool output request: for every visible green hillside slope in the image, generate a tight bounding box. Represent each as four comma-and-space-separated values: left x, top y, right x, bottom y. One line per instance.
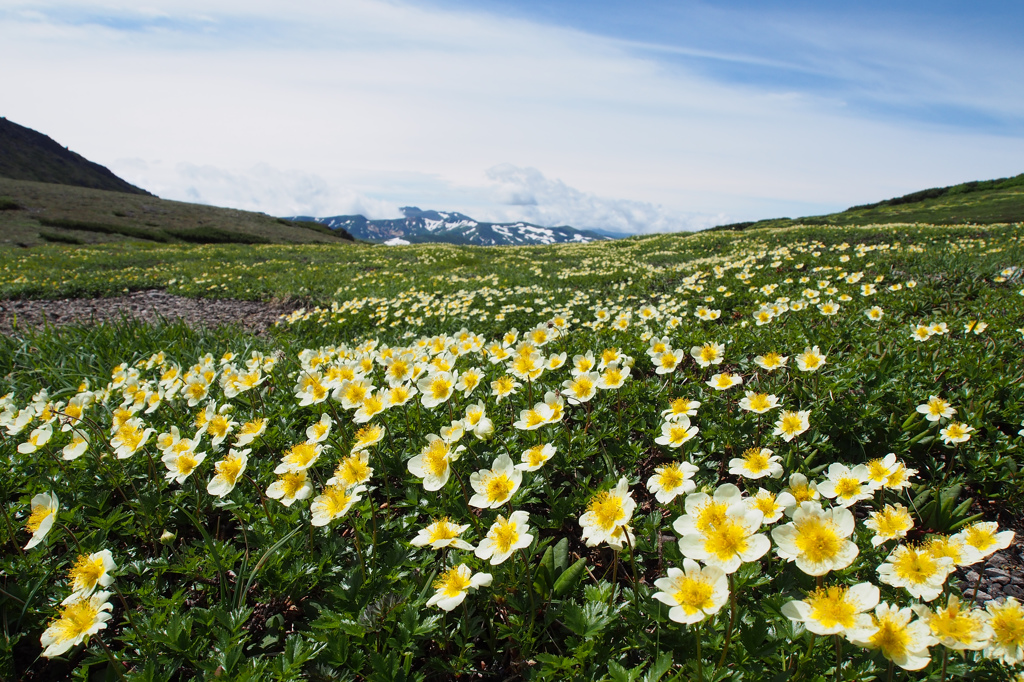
0, 178, 355, 247
711, 173, 1024, 231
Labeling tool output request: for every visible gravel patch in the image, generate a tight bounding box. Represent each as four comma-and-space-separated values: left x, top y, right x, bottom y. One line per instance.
0, 289, 297, 335
953, 543, 1024, 606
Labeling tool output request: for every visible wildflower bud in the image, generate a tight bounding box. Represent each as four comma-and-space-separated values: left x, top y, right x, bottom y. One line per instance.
159, 530, 176, 545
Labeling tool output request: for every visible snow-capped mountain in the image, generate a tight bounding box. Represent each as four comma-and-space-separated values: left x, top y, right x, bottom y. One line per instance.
286, 207, 612, 246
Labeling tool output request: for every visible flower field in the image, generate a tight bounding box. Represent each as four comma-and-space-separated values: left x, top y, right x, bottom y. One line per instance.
3, 222, 1024, 680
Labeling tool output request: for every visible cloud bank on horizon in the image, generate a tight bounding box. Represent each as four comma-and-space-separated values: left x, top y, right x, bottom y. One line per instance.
1, 0, 1022, 233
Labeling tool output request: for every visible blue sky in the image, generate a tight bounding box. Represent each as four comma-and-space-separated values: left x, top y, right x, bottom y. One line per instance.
1, 1, 1022, 232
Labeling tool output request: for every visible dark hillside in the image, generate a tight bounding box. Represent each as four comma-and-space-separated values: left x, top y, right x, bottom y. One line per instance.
0, 117, 152, 195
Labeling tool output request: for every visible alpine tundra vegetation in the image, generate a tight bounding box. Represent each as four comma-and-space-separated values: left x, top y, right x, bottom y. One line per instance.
2, 222, 1024, 680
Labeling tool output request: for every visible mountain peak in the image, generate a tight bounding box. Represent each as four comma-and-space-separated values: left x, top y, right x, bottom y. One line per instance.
287, 209, 613, 246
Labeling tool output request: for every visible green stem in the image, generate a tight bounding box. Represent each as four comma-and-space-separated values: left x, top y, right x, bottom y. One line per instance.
716, 574, 737, 671
696, 621, 704, 682
353, 527, 368, 583
0, 502, 24, 556
940, 648, 948, 682
95, 635, 127, 681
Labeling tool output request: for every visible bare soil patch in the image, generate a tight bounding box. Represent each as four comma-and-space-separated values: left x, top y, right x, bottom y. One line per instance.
0, 289, 296, 335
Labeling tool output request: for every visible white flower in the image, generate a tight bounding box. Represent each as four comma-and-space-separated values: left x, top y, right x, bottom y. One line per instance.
427, 565, 492, 611
782, 582, 879, 638
652, 559, 729, 624
646, 461, 699, 503
469, 454, 522, 508
475, 511, 534, 565
24, 492, 59, 549
410, 517, 474, 550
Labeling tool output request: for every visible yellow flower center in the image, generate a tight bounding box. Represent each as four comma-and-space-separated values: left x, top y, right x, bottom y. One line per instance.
761, 353, 782, 367
872, 508, 911, 538
927, 397, 949, 416
669, 398, 693, 415
52, 599, 101, 643
429, 377, 451, 400
892, 546, 940, 585
570, 376, 594, 396
485, 475, 515, 504
702, 519, 749, 561
175, 453, 199, 476
588, 492, 625, 531
865, 459, 890, 483
754, 493, 778, 517
241, 419, 267, 436
693, 500, 729, 533
422, 441, 450, 477
669, 425, 692, 444
780, 414, 804, 435
870, 614, 910, 658
434, 568, 472, 598
320, 486, 352, 517
427, 518, 459, 543
945, 424, 967, 439
280, 473, 306, 498
216, 456, 244, 485
699, 346, 719, 363
285, 443, 318, 468
747, 394, 772, 411
806, 586, 857, 629
208, 415, 229, 438
69, 555, 105, 590
116, 423, 144, 451
388, 360, 409, 379
930, 604, 984, 645
793, 517, 842, 563
741, 448, 770, 473
343, 383, 366, 404
656, 465, 684, 491
354, 425, 384, 447
492, 518, 520, 554
494, 376, 515, 394
833, 477, 862, 500
672, 575, 715, 614
603, 368, 623, 386
991, 602, 1024, 648
525, 445, 548, 467
524, 410, 546, 428
26, 505, 52, 533
338, 456, 370, 486
963, 524, 997, 552
360, 394, 384, 416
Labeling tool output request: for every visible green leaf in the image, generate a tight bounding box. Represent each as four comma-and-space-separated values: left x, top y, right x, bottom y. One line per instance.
553, 557, 588, 597
561, 601, 612, 639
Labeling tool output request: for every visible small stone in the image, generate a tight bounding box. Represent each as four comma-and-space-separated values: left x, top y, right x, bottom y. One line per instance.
985, 567, 1010, 578
973, 591, 993, 602
1004, 585, 1024, 599
966, 570, 981, 583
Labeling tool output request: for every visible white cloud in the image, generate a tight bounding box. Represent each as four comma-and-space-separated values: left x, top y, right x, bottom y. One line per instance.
480, 164, 722, 234
112, 158, 402, 218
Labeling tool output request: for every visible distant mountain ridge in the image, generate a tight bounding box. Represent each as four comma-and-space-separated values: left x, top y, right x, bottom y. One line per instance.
0, 117, 152, 196
287, 207, 611, 246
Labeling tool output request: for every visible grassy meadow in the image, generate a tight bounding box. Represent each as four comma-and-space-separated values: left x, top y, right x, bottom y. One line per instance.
3, 221, 1024, 680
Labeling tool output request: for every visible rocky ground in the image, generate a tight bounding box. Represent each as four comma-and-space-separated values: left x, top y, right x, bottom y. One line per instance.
955, 547, 1024, 606
0, 289, 297, 335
